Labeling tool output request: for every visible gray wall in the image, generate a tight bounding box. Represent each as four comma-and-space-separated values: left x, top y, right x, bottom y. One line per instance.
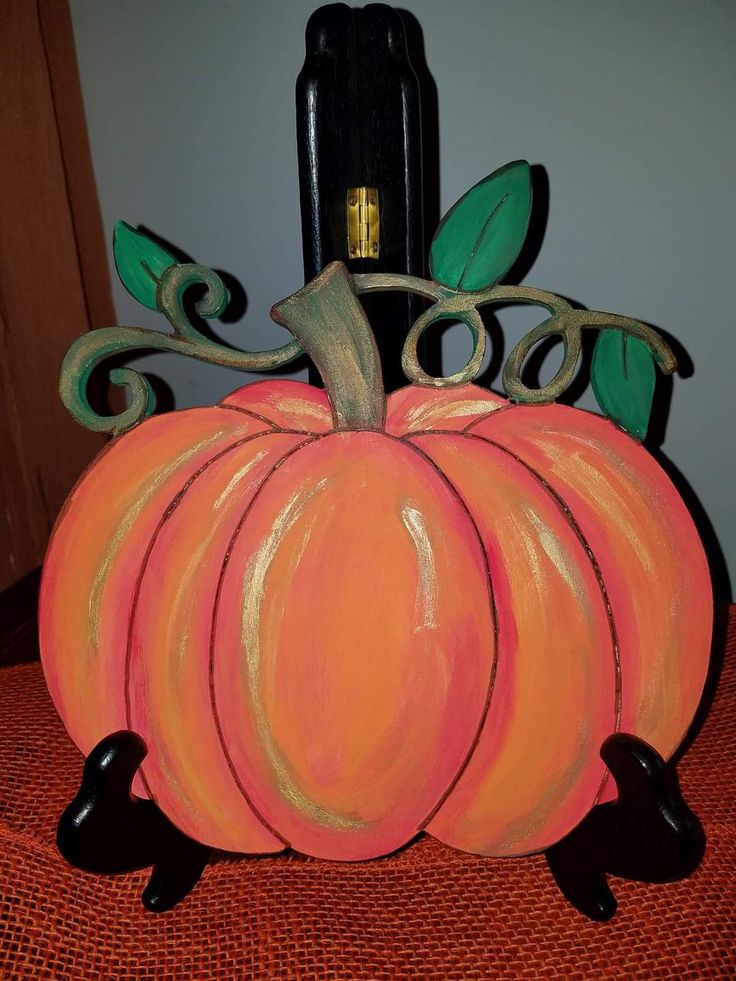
70, 0, 735, 597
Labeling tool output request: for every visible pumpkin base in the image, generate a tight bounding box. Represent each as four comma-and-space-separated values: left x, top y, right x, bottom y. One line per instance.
57, 731, 210, 913
545, 733, 705, 921
58, 730, 705, 917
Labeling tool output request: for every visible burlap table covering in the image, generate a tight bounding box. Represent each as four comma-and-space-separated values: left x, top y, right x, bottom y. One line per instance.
1, 611, 733, 979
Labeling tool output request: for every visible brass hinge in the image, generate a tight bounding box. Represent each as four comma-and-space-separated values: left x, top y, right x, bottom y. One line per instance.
347, 187, 380, 259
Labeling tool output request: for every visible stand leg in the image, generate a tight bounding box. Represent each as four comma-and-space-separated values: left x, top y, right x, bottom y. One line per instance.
57, 731, 210, 912
545, 733, 705, 921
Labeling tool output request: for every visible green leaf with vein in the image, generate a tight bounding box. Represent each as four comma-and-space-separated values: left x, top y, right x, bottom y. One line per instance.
591, 328, 657, 440
429, 160, 532, 292
113, 221, 177, 310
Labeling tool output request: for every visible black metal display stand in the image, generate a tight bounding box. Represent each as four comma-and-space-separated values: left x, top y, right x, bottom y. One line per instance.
59, 727, 704, 917
57, 732, 209, 913
545, 734, 704, 920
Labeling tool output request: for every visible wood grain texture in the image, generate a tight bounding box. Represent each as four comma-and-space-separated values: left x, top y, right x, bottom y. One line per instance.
0, 0, 113, 591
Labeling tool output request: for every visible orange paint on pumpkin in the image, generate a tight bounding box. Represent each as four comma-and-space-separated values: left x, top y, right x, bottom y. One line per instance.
127, 430, 310, 852
39, 407, 269, 759
413, 433, 616, 855
221, 378, 333, 433
467, 402, 712, 801
212, 431, 495, 859
39, 377, 711, 861
386, 383, 509, 435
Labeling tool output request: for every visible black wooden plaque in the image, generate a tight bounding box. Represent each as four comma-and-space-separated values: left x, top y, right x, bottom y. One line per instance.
296, 3, 424, 391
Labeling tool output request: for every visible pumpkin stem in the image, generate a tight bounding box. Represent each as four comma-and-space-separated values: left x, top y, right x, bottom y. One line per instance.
271, 262, 385, 430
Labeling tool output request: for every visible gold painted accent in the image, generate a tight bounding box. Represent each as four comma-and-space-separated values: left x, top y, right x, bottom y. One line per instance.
169, 446, 273, 678
87, 433, 227, 649
240, 476, 366, 831
498, 722, 593, 852
61, 264, 303, 435
272, 398, 332, 423
347, 187, 380, 259
401, 505, 438, 630
543, 439, 655, 577
523, 505, 586, 599
174, 539, 210, 676
404, 399, 502, 430
157, 745, 200, 818
213, 450, 269, 511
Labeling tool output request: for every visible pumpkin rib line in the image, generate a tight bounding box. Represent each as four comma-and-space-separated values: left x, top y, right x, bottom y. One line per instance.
209, 432, 327, 849
218, 401, 326, 437
391, 401, 518, 441
447, 428, 623, 807
41, 410, 254, 602
122, 428, 296, 834
217, 402, 307, 431
459, 401, 518, 431
217, 403, 279, 427
385, 433, 500, 833
40, 411, 267, 733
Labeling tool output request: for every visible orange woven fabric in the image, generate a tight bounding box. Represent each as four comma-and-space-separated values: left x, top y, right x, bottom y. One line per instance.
0, 612, 734, 979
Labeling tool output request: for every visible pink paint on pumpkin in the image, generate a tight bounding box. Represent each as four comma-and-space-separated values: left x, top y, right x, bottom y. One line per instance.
38, 374, 712, 861
211, 431, 496, 859
127, 430, 310, 852
39, 407, 268, 766
468, 403, 712, 801
413, 433, 616, 855
386, 383, 509, 434
221, 378, 333, 432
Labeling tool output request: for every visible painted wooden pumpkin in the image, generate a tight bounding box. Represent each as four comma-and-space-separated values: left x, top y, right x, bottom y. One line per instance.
39, 163, 712, 864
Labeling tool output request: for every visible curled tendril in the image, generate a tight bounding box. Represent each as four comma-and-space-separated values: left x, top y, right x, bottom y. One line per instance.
501, 312, 580, 402
59, 263, 303, 434
503, 308, 676, 402
61, 260, 678, 437
402, 302, 486, 386
353, 273, 676, 400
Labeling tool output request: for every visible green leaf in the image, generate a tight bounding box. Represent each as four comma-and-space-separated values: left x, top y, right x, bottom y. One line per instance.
113, 221, 177, 310
591, 329, 656, 440
429, 160, 532, 292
